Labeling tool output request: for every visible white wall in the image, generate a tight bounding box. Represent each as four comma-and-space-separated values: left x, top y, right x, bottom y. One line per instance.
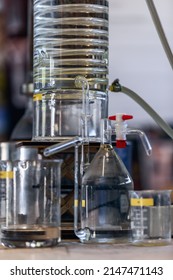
108, 0, 173, 127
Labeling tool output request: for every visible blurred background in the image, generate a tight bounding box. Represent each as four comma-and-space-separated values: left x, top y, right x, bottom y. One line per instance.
0, 0, 28, 140
0, 0, 173, 190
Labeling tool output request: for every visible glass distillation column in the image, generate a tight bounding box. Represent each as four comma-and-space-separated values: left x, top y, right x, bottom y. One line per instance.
33, 0, 109, 141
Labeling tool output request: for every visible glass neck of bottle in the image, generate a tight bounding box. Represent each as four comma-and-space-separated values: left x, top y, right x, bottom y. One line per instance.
100, 118, 112, 145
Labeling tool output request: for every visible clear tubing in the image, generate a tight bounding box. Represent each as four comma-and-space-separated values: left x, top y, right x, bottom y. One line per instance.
75, 76, 91, 140
43, 136, 83, 156
109, 80, 173, 140
74, 143, 81, 237
127, 129, 152, 156
74, 144, 79, 236
73, 143, 91, 241
145, 0, 173, 70
121, 86, 173, 140
33, 0, 109, 92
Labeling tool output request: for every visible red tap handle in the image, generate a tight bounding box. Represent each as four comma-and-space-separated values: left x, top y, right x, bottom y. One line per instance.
108, 114, 133, 148
122, 114, 133, 120
108, 114, 133, 121
108, 115, 116, 121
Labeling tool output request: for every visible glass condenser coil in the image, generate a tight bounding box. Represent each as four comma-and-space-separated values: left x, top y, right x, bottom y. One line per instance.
33, 0, 109, 140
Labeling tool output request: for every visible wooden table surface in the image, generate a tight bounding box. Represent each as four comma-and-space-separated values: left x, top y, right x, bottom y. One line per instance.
0, 240, 173, 260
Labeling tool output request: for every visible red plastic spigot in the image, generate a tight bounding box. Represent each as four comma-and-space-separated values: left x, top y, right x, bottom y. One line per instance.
108, 114, 133, 148
115, 140, 127, 148
108, 114, 133, 121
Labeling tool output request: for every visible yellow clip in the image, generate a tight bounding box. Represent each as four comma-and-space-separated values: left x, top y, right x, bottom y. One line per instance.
130, 198, 154, 207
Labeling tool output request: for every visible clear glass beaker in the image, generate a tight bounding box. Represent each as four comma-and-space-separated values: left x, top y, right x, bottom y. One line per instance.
1, 159, 63, 248
0, 160, 13, 244
129, 190, 172, 246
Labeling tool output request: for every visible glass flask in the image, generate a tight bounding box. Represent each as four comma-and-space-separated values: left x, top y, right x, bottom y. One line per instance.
75, 119, 134, 243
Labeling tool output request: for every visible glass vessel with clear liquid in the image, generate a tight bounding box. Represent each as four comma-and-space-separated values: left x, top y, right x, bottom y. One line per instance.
75, 119, 134, 243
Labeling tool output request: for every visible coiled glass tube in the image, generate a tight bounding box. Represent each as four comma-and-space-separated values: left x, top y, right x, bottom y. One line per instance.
33, 0, 109, 140
34, 0, 109, 92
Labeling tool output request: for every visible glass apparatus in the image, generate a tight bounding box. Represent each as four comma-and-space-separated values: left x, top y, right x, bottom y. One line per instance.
1, 159, 62, 248
73, 114, 151, 243
75, 119, 133, 243
44, 114, 151, 243
33, 0, 109, 141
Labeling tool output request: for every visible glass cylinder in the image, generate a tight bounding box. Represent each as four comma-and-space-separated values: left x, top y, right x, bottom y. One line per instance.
32, 0, 109, 140
1, 159, 63, 248
33, 90, 108, 140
